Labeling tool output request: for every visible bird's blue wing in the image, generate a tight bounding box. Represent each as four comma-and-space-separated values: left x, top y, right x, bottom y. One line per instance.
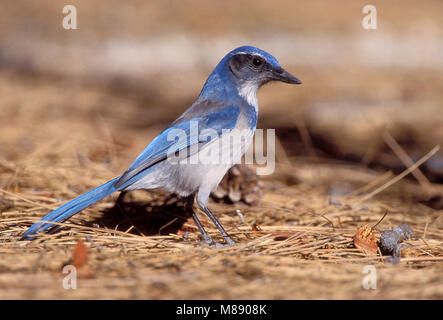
23, 103, 240, 239
114, 105, 240, 189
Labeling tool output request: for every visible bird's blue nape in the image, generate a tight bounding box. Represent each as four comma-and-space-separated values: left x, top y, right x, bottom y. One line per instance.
22, 45, 301, 246
224, 45, 282, 69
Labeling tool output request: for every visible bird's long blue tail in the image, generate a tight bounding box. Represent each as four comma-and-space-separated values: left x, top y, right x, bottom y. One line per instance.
22, 177, 120, 240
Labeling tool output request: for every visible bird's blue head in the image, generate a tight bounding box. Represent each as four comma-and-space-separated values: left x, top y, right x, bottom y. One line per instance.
222, 46, 301, 85
200, 46, 301, 104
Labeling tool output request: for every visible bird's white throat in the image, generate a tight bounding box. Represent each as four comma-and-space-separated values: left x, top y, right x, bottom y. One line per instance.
238, 81, 259, 109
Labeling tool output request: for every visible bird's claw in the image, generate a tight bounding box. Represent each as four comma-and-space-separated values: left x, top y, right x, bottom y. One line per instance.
199, 236, 235, 248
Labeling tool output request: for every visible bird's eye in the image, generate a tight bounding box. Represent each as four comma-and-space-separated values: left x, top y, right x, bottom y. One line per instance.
252, 58, 263, 67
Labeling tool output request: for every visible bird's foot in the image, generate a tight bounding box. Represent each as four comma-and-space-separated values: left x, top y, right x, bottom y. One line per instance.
223, 237, 236, 247
199, 235, 236, 248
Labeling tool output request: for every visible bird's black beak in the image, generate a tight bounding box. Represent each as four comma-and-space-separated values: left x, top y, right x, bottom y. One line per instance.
272, 67, 302, 85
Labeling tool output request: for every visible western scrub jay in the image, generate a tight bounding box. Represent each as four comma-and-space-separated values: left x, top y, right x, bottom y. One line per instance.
22, 46, 301, 246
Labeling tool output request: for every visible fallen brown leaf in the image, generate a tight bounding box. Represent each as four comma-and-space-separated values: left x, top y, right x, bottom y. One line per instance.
72, 239, 88, 269
354, 225, 378, 255
71, 239, 94, 279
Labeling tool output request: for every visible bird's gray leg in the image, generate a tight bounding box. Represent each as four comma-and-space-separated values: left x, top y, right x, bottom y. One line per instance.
184, 195, 216, 246
191, 212, 217, 246
200, 205, 236, 247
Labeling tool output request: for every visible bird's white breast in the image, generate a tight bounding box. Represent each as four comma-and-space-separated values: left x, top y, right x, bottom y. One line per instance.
238, 81, 259, 110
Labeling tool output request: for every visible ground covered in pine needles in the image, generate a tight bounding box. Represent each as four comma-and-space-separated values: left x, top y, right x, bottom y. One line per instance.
0, 70, 442, 299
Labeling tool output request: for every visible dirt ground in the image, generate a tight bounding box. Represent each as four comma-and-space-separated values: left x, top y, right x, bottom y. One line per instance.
0, 1, 442, 299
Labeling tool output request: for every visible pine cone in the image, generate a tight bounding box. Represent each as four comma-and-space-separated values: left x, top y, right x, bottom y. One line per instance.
211, 164, 263, 205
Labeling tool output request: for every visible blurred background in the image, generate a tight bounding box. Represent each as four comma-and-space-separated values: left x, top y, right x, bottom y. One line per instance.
1, 0, 443, 300
0, 0, 442, 189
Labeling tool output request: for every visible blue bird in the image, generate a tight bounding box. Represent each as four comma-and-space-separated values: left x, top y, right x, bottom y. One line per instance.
22, 46, 301, 246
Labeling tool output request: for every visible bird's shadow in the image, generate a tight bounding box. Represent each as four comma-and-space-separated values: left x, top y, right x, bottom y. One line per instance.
87, 191, 193, 237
